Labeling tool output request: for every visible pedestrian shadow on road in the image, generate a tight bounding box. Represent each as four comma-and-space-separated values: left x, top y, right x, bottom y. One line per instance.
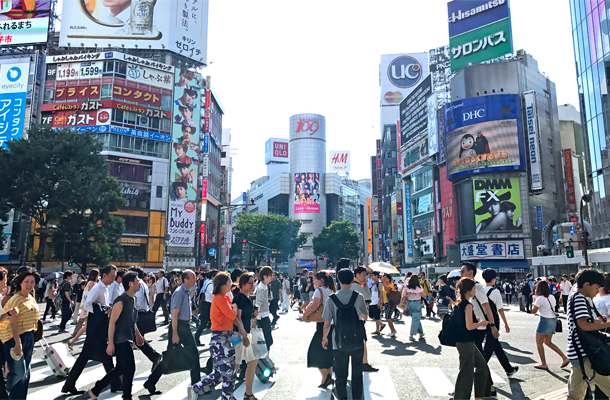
506, 354, 537, 365
502, 343, 534, 355
407, 339, 442, 355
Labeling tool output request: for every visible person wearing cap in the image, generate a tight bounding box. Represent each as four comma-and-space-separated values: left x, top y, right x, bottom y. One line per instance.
475, 191, 512, 233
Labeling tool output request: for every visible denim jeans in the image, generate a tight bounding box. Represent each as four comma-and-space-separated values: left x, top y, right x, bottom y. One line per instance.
4, 331, 35, 399
407, 301, 423, 336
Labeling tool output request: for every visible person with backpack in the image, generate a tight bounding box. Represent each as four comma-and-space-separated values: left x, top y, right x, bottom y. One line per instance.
402, 274, 426, 342
451, 277, 493, 400
482, 269, 519, 378
566, 268, 610, 400
503, 281, 514, 304
322, 269, 367, 400
531, 280, 569, 371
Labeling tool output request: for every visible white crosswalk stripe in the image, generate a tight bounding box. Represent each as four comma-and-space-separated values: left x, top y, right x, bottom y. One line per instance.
97, 371, 149, 400
490, 369, 506, 385
414, 367, 454, 398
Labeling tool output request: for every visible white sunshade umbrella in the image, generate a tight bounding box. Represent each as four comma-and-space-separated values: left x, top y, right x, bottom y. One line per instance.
448, 269, 462, 279
367, 262, 400, 275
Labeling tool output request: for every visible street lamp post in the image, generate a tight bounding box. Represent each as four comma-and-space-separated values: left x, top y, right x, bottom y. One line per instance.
49, 225, 66, 272
580, 190, 593, 267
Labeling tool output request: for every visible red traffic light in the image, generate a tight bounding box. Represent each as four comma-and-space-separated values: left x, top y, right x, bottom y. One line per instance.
242, 239, 247, 243
323, 257, 327, 261
265, 259, 269, 263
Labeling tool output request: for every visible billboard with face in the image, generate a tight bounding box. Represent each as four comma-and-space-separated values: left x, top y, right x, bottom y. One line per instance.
167, 68, 201, 247
60, 0, 209, 63
0, 0, 51, 46
444, 94, 524, 179
473, 177, 522, 233
294, 173, 320, 213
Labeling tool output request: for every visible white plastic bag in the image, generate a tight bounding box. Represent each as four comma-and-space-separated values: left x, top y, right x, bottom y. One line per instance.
251, 327, 268, 359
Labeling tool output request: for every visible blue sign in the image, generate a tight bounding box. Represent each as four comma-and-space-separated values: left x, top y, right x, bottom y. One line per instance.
242, 192, 247, 203
0, 92, 26, 149
447, 0, 510, 38
381, 231, 388, 261
536, 206, 543, 230
208, 248, 217, 257
570, 226, 576, 236
405, 183, 413, 257
203, 134, 210, 154
387, 55, 424, 89
57, 125, 172, 142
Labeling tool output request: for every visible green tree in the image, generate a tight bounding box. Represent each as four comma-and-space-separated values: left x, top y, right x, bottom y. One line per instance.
0, 127, 125, 272
313, 220, 360, 265
232, 213, 307, 266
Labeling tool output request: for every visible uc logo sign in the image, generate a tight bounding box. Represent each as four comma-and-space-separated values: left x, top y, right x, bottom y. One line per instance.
387, 56, 422, 89
6, 67, 21, 82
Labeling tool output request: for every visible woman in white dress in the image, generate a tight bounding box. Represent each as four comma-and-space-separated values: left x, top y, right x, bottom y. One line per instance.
280, 273, 291, 312
68, 269, 98, 350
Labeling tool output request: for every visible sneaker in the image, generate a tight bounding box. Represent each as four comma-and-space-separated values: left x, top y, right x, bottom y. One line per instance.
362, 363, 379, 372
191, 382, 211, 396
507, 366, 519, 378
390, 331, 396, 338
409, 335, 416, 341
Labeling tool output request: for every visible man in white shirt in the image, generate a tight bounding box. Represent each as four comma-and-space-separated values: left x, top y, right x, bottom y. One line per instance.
63, 265, 119, 395
129, 267, 162, 368
194, 269, 217, 346
351, 266, 378, 373
151, 269, 170, 325
108, 270, 124, 305
561, 274, 573, 313
482, 268, 519, 378
369, 271, 384, 334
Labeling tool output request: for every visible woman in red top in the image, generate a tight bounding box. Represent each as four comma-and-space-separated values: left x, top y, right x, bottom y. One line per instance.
192, 271, 245, 400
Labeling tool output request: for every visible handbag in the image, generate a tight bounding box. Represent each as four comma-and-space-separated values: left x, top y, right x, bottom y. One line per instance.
162, 344, 196, 374
34, 320, 43, 342
137, 310, 157, 335
302, 288, 325, 323
387, 290, 401, 307
546, 297, 562, 333
251, 327, 268, 359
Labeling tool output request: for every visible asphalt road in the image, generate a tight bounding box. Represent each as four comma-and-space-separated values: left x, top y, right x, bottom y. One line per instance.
28, 301, 570, 400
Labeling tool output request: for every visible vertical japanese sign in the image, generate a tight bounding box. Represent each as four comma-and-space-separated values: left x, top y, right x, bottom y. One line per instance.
564, 149, 577, 214
524, 91, 543, 191
0, 63, 28, 149
405, 182, 413, 257
536, 205, 543, 230
367, 198, 372, 255
167, 68, 201, 247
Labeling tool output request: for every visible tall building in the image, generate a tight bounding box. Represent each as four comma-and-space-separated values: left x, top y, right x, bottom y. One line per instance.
568, 0, 610, 248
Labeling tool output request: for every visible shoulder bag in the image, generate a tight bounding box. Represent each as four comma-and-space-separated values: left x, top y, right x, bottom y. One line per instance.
302, 288, 325, 323
570, 294, 610, 377
546, 297, 562, 333
387, 289, 401, 307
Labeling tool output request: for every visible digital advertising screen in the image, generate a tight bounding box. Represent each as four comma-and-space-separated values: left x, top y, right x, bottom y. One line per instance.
0, 0, 51, 46
472, 177, 522, 234
294, 172, 320, 214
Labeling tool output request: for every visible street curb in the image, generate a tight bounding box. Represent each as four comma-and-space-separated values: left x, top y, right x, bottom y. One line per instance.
532, 388, 566, 400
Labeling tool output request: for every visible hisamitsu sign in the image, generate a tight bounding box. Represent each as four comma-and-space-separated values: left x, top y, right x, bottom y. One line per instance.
460, 239, 524, 261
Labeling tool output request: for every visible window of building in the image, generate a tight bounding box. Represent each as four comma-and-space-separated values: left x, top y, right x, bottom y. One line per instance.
161, 94, 172, 109
103, 60, 114, 74
43, 88, 54, 103
412, 192, 433, 216
108, 161, 151, 183
98, 133, 170, 159
101, 84, 112, 98
412, 168, 433, 192
119, 215, 149, 235
120, 243, 147, 262
156, 186, 163, 198
115, 61, 127, 77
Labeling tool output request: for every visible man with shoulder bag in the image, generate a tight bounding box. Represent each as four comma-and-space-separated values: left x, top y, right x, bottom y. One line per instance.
566, 268, 610, 400
152, 270, 170, 325
130, 267, 162, 369
322, 269, 368, 400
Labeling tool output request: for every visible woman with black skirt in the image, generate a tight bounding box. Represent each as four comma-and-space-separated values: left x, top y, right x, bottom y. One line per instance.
302, 271, 335, 388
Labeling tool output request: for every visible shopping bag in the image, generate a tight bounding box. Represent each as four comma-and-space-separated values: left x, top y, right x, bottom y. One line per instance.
251, 328, 268, 359
162, 344, 195, 374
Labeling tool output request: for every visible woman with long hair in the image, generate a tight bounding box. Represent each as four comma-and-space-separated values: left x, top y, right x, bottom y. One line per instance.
0, 270, 40, 399
233, 273, 259, 400
402, 275, 426, 341
532, 280, 569, 370
435, 274, 456, 320
303, 271, 335, 388
453, 278, 492, 400
192, 271, 242, 399
148, 275, 157, 306
42, 278, 58, 321
68, 268, 99, 350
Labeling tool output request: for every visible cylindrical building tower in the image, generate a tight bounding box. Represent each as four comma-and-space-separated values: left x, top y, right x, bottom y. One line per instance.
289, 113, 326, 264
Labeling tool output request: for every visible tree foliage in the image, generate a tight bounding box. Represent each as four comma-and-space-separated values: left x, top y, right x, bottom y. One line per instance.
0, 127, 125, 271
232, 213, 307, 265
313, 220, 360, 264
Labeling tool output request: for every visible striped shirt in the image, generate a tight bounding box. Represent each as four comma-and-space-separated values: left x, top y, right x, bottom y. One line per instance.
0, 293, 39, 343
567, 291, 597, 360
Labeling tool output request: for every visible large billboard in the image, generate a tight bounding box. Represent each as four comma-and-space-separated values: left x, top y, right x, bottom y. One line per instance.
380, 53, 429, 106
444, 94, 524, 179
0, 0, 51, 46
264, 137, 289, 164
524, 91, 543, 191
329, 151, 350, 172
60, 0, 209, 63
294, 173, 320, 214
399, 74, 432, 145
473, 177, 522, 233
167, 68, 201, 247
447, 0, 512, 71
0, 62, 28, 149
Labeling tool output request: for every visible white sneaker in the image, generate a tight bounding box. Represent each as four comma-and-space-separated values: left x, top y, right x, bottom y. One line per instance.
409, 335, 416, 341
420, 333, 425, 339
390, 332, 396, 337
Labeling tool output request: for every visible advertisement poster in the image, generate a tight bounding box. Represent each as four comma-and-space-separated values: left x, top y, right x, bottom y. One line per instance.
0, 0, 51, 46
444, 94, 524, 179
399, 74, 432, 145
380, 53, 429, 105
60, 0, 209, 62
473, 177, 522, 233
167, 68, 201, 247
0, 63, 28, 149
294, 173, 320, 213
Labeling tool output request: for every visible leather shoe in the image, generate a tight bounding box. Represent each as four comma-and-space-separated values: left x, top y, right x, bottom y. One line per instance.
61, 386, 84, 395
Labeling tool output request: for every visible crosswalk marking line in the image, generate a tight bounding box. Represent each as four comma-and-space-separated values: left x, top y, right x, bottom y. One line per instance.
28, 360, 141, 400
414, 367, 454, 398
295, 367, 332, 400
490, 370, 506, 385
155, 378, 190, 400
97, 371, 149, 400
233, 366, 278, 399
29, 367, 54, 383
364, 365, 398, 400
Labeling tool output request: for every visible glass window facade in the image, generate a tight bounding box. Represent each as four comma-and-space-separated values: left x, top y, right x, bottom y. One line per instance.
570, 0, 610, 243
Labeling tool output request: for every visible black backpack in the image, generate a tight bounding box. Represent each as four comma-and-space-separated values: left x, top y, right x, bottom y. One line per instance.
438, 308, 458, 347
485, 287, 501, 330
330, 291, 365, 351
